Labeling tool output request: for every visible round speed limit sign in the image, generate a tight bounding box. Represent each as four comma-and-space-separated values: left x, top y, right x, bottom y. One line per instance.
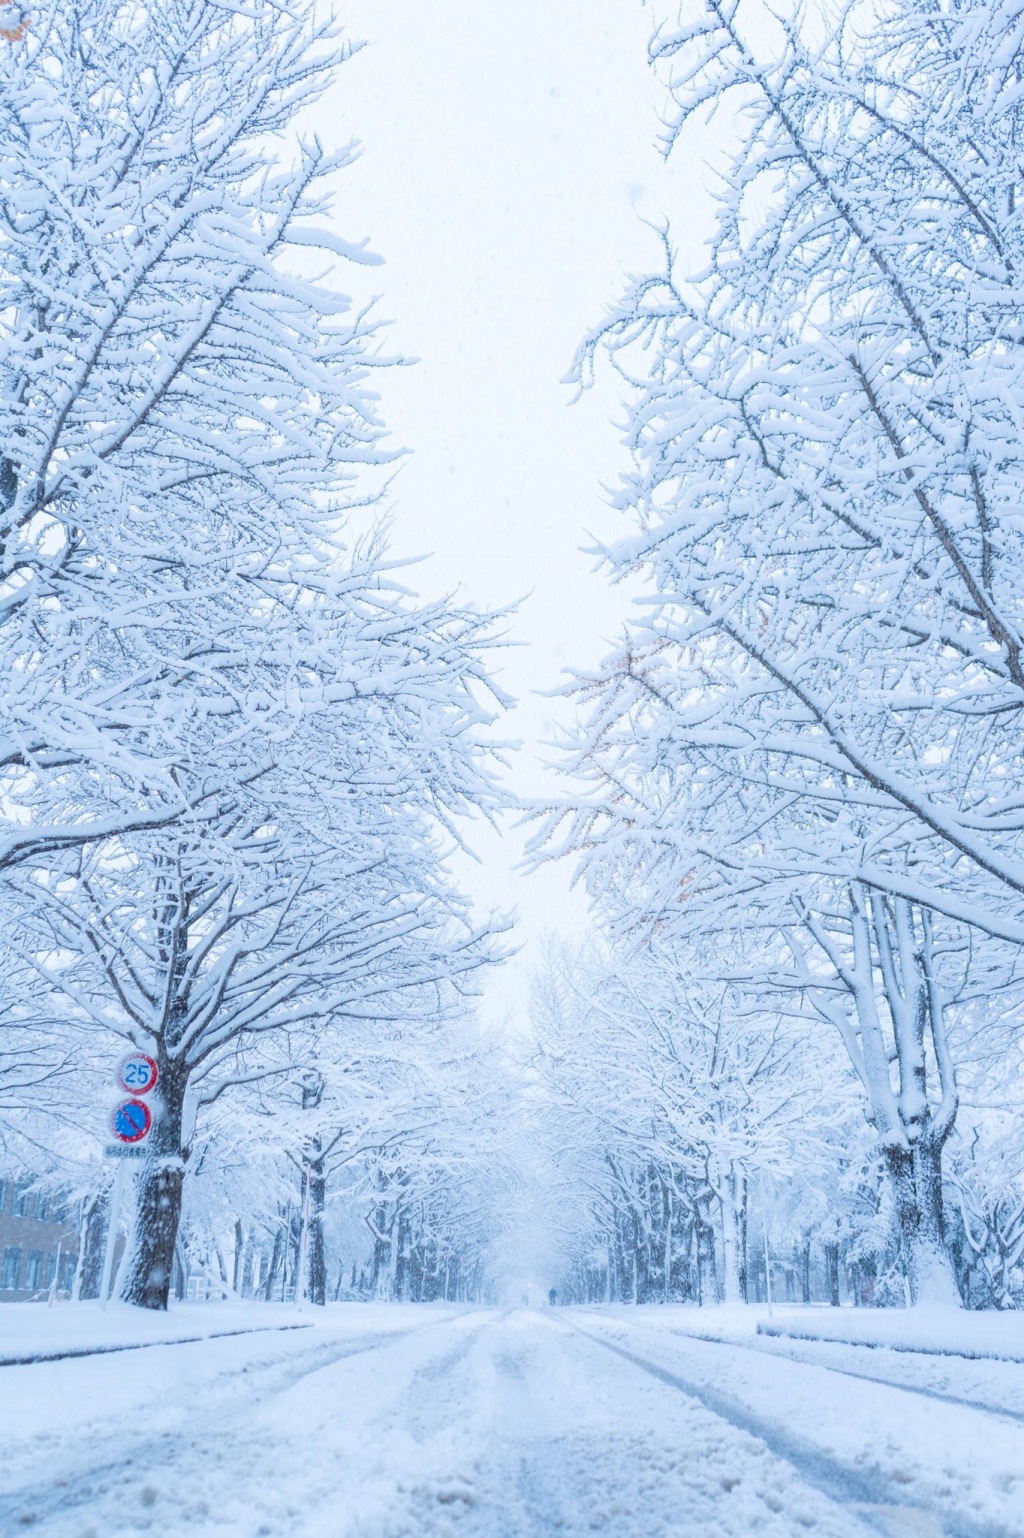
117, 1052, 159, 1096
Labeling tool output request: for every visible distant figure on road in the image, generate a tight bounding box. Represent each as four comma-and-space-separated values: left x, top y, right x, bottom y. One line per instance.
548, 1287, 557, 1306
521, 1290, 530, 1306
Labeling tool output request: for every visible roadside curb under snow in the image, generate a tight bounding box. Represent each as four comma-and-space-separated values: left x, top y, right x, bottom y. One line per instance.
0, 1322, 314, 1369
757, 1321, 1024, 1365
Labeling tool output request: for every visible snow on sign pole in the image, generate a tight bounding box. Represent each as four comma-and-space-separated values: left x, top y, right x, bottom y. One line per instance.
98, 1160, 128, 1312
100, 1053, 159, 1307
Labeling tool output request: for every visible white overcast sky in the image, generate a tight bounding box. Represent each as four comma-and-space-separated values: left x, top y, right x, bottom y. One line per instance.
308, 1, 710, 1032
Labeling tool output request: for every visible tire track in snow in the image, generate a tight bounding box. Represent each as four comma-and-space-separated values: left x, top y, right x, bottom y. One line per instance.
653, 1326, 1024, 1427
0, 1320, 315, 1368
554, 1315, 1009, 1538
0, 1318, 474, 1535
455, 1313, 883, 1538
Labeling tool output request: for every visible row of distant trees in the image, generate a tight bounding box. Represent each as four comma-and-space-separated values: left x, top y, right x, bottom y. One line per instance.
529, 937, 1022, 1311
0, 0, 511, 1308
531, 0, 1024, 1309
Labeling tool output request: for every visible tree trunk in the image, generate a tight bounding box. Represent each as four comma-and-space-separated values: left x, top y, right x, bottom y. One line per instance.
824, 1241, 841, 1307
696, 1217, 717, 1306
885, 1139, 962, 1307
299, 1077, 326, 1306
73, 1191, 108, 1302
737, 1173, 749, 1302
369, 1202, 393, 1299
801, 1236, 811, 1305
263, 1220, 286, 1302
121, 1162, 184, 1309
718, 1170, 746, 1303
306, 1160, 327, 1307
695, 1190, 718, 1307
663, 1188, 673, 1304
390, 1210, 402, 1299
120, 1057, 187, 1310
232, 1220, 244, 1294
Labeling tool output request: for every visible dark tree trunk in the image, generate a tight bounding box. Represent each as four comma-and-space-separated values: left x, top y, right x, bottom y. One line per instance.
288, 1209, 301, 1295
306, 1160, 326, 1306
884, 1139, 962, 1306
120, 1056, 187, 1310
232, 1220, 244, 1294
737, 1174, 749, 1302
122, 1162, 184, 1309
801, 1236, 812, 1304
824, 1241, 841, 1307
694, 1191, 718, 1307
263, 1220, 286, 1301
299, 1076, 326, 1305
394, 1210, 410, 1301
369, 1203, 392, 1297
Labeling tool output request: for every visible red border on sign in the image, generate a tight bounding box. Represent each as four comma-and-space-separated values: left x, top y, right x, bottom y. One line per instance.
117, 1052, 159, 1095
111, 1098, 152, 1144
0, 1, 30, 43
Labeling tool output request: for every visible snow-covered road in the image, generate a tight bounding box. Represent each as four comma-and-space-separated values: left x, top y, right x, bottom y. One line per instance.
2, 1306, 1022, 1538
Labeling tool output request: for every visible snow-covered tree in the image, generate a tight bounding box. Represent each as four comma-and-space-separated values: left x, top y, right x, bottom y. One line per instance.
538, 0, 1024, 1305
0, 0, 515, 1310
6, 553, 509, 1307
531, 938, 844, 1304
0, 0, 396, 866
951, 1127, 1024, 1310
354, 1024, 523, 1305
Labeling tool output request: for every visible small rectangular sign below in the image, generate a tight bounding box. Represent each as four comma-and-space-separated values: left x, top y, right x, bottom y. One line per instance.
103, 1143, 149, 1160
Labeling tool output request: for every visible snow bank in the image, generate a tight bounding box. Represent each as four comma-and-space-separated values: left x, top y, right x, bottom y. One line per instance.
583, 1301, 1024, 1362
0, 1299, 458, 1365
755, 1305, 1024, 1361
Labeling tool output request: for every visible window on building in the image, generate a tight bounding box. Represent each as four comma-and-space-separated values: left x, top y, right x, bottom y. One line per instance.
59, 1253, 76, 1290
0, 1178, 8, 1212
35, 1194, 50, 1221
52, 1196, 68, 1226
24, 1252, 43, 1289
2, 1247, 22, 1289
44, 1253, 56, 1287
13, 1179, 32, 1218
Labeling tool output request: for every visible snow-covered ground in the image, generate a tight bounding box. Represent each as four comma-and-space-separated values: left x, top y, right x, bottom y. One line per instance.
0, 1299, 370, 1364
2, 1302, 1022, 1537
750, 1305, 1024, 1361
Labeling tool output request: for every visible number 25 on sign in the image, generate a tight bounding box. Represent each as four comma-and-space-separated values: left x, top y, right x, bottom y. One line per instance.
117, 1052, 159, 1095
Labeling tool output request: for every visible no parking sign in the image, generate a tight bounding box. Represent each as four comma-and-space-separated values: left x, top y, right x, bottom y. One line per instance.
110, 1098, 152, 1144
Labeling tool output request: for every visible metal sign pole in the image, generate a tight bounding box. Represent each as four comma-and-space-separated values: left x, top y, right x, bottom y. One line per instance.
48, 1241, 61, 1308
99, 1159, 127, 1310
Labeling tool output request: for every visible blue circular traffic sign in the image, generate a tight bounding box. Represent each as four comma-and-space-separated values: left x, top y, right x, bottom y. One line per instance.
111, 1099, 152, 1144
117, 1052, 158, 1095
